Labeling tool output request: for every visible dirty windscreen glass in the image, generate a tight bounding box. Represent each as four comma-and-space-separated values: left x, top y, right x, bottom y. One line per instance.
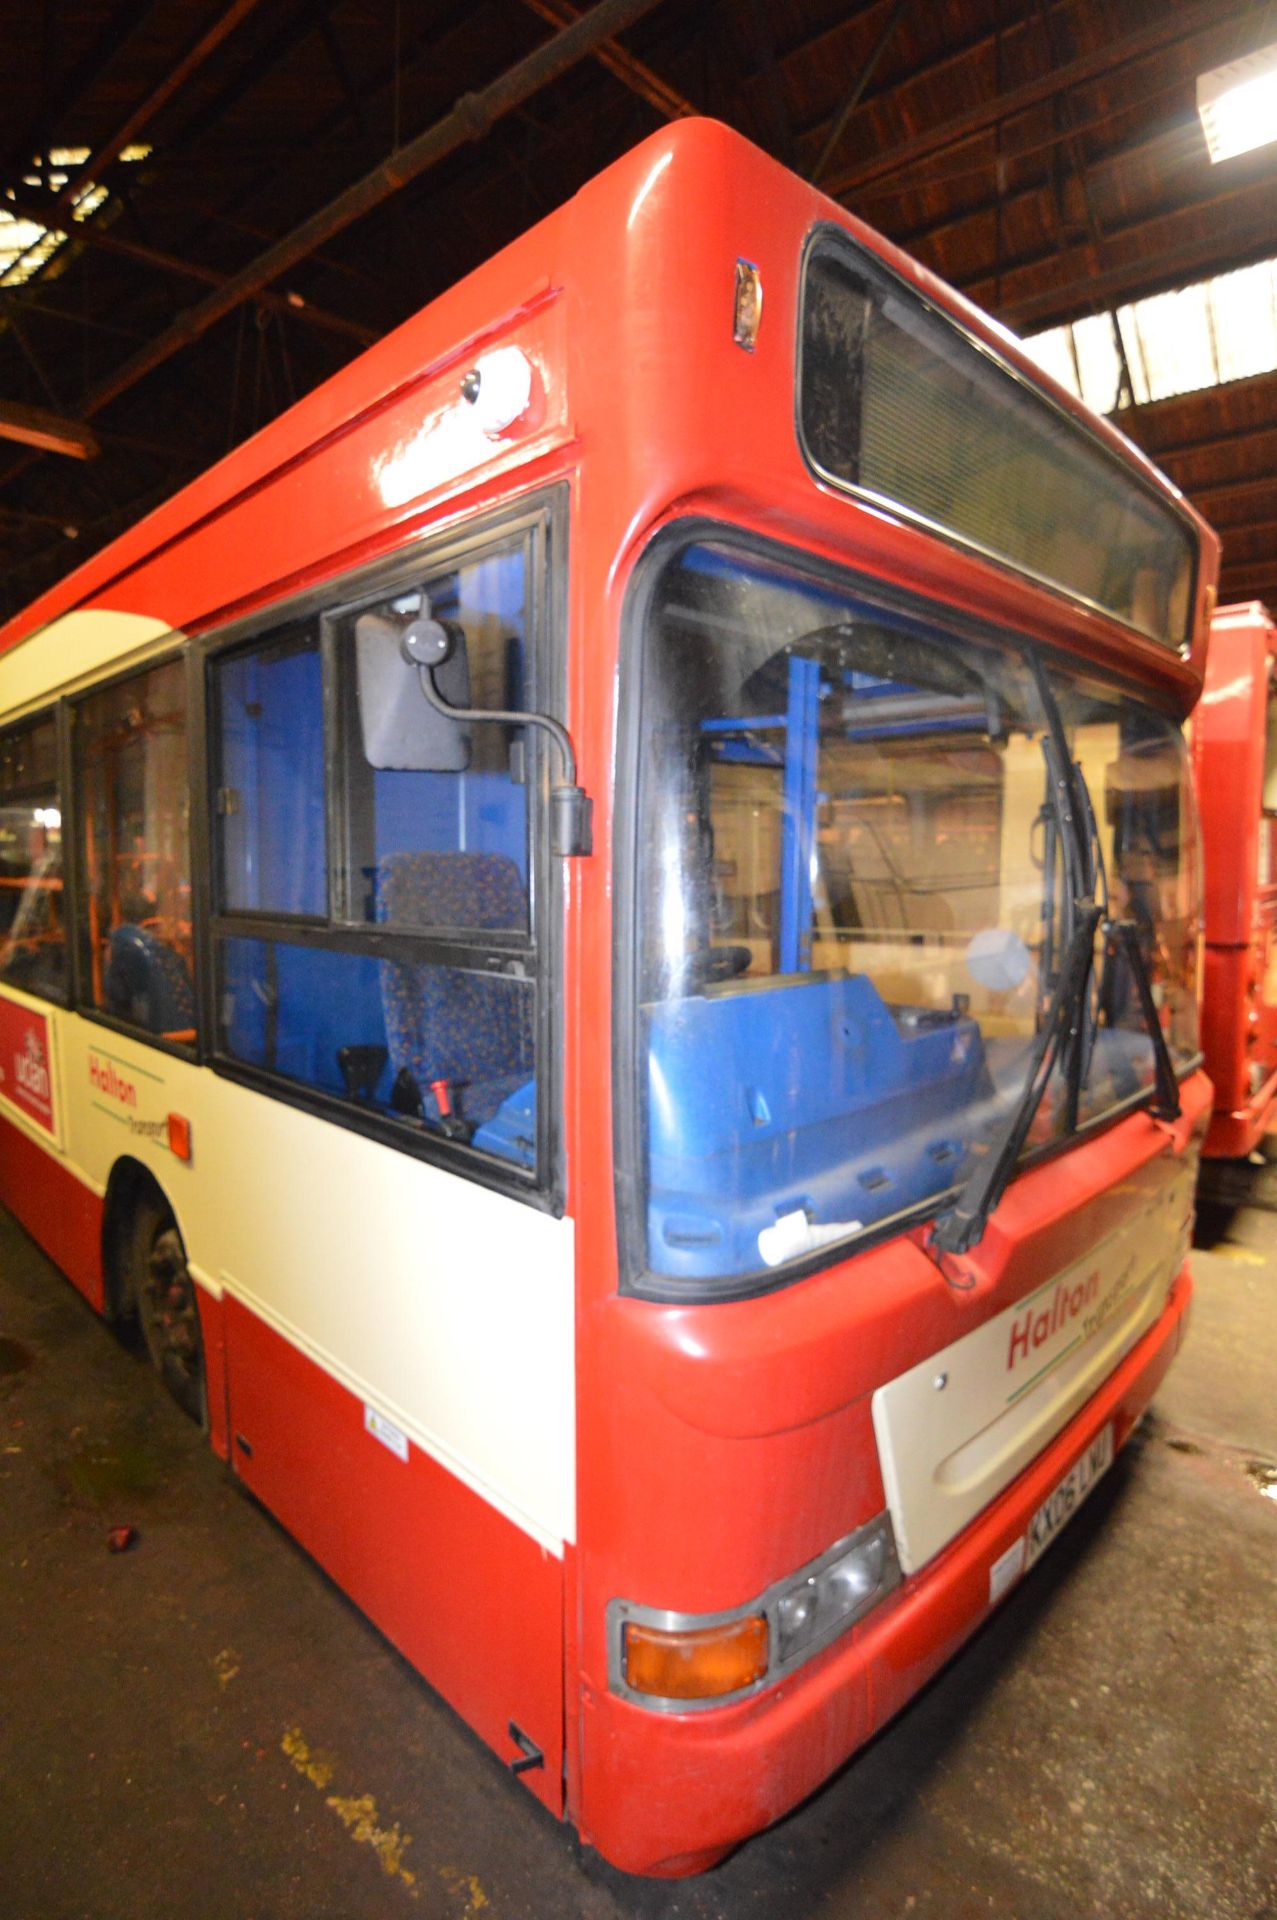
799, 233, 1197, 652
631, 539, 1199, 1290
1049, 668, 1200, 1125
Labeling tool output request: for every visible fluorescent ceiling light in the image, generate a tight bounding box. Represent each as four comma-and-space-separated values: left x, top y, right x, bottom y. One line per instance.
1197, 43, 1277, 163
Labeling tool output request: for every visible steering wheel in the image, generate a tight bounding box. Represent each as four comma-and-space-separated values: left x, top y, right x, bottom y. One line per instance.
685, 944, 753, 988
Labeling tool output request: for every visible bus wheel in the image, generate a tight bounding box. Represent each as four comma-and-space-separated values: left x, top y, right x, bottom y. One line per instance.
132, 1200, 207, 1427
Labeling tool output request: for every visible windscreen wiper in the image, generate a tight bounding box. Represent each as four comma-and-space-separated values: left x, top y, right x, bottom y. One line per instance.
1070, 760, 1178, 1123
933, 902, 1102, 1256
1101, 918, 1181, 1122
1041, 732, 1089, 934
1070, 754, 1108, 1106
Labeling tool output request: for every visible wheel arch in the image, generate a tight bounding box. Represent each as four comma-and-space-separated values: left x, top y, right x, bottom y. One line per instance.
101, 1156, 180, 1322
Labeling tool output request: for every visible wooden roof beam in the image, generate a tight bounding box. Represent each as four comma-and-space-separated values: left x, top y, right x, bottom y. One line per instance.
0, 0, 158, 187
857, 70, 1196, 219
810, 0, 912, 185
51, 0, 269, 213
1179, 471, 1277, 517
1218, 569, 1277, 601
0, 0, 672, 508
975, 183, 1277, 331
3, 186, 378, 346
821, 0, 1255, 202
1211, 516, 1277, 556
515, 0, 695, 119
76, 0, 674, 421
877, 98, 1204, 260
0, 399, 99, 460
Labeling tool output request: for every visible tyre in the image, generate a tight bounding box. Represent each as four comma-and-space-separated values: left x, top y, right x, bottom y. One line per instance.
130, 1196, 207, 1427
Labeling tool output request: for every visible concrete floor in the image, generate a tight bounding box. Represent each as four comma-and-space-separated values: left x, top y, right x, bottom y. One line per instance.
1, 1186, 1275, 1920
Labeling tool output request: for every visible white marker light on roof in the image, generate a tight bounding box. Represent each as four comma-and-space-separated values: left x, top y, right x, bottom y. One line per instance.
460, 346, 535, 437
375, 347, 538, 507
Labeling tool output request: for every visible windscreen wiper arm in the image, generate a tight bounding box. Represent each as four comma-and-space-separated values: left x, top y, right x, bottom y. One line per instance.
932, 903, 1102, 1256
1070, 755, 1109, 1104
1069, 756, 1178, 1124
1103, 918, 1181, 1122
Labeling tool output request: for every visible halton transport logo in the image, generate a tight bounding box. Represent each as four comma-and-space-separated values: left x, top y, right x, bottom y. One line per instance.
89, 1052, 138, 1108
1005, 1248, 1148, 1379
0, 1000, 56, 1133
87, 1050, 173, 1148
13, 1028, 51, 1107
1006, 1269, 1100, 1372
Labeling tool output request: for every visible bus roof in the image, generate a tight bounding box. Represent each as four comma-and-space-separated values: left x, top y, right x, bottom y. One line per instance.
0, 118, 1217, 700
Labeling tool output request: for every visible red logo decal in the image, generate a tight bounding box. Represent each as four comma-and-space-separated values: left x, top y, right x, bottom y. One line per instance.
0, 998, 55, 1134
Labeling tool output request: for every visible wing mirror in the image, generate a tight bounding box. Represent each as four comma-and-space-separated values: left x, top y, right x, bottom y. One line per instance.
401, 617, 592, 858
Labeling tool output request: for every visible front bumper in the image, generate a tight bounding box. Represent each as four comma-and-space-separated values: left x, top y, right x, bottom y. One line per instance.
579, 1263, 1191, 1877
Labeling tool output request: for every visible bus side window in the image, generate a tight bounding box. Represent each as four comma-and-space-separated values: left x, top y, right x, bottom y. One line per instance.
217, 630, 326, 917
211, 536, 539, 1174
0, 713, 65, 1004
340, 547, 530, 929
75, 659, 194, 1044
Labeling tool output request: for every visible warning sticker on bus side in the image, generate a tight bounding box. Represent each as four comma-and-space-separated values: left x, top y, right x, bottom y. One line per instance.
365, 1404, 409, 1462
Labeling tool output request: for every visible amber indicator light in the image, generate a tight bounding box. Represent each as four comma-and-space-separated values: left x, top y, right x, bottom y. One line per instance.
167, 1112, 192, 1162
733, 259, 763, 351
623, 1614, 769, 1701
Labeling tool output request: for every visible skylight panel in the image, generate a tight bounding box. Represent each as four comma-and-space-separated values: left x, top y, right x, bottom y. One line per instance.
1208, 259, 1277, 385
0, 144, 151, 288
1121, 283, 1217, 404
1019, 325, 1081, 400
1070, 313, 1123, 415
1025, 253, 1277, 416
0, 216, 53, 270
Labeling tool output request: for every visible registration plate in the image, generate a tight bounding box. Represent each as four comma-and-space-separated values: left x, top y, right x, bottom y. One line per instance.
988, 1424, 1116, 1603
1024, 1424, 1115, 1569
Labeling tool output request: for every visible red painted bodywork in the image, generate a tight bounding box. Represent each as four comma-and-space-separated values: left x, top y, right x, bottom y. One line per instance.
587, 1266, 1191, 1875
577, 1070, 1207, 1873
0, 122, 1218, 1875
1195, 602, 1277, 1157
0, 1105, 103, 1310
195, 1285, 231, 1464
223, 1295, 565, 1813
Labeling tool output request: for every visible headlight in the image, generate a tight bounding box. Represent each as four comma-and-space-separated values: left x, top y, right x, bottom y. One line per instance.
610, 1513, 900, 1710
775, 1522, 891, 1664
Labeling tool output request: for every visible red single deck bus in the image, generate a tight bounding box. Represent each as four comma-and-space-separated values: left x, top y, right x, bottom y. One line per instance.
1195, 600, 1277, 1157
0, 121, 1216, 1876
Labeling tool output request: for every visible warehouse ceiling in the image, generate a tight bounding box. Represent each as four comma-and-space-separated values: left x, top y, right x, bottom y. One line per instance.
2, 0, 1276, 623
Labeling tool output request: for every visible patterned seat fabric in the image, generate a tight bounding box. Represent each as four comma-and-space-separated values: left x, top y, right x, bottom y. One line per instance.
104, 924, 196, 1034
378, 851, 533, 1128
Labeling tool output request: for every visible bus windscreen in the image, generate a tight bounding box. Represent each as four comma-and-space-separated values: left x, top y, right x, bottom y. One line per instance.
630, 538, 1200, 1292
798, 231, 1197, 653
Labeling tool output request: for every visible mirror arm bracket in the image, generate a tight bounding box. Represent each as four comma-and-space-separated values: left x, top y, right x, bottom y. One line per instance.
417, 664, 593, 857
